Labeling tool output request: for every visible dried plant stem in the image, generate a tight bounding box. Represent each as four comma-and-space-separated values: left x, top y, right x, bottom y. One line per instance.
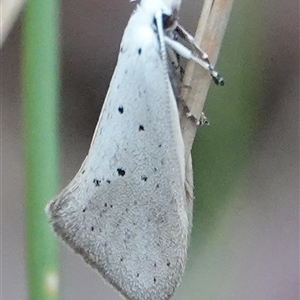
181, 0, 234, 161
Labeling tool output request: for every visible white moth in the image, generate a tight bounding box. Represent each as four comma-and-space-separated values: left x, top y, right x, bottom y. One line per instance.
46, 0, 222, 299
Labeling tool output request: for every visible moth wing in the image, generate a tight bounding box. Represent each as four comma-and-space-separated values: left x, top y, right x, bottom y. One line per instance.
46, 8, 188, 300
167, 46, 194, 232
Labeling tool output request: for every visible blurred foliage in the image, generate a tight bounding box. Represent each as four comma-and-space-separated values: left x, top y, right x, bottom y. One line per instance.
22, 0, 60, 299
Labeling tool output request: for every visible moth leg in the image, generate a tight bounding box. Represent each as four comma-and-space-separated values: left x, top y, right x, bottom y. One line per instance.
154, 10, 169, 73
180, 97, 209, 126
167, 47, 184, 85
167, 46, 209, 126
175, 25, 209, 61
165, 28, 224, 86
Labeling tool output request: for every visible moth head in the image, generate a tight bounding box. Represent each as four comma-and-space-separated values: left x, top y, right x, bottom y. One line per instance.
138, 0, 181, 30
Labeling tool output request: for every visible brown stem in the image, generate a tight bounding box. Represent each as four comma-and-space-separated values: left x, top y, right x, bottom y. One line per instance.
180, 0, 235, 161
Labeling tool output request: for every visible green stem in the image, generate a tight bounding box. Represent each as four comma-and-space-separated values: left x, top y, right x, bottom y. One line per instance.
22, 0, 60, 299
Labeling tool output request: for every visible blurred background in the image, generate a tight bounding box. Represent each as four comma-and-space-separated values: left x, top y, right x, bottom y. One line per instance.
2, 0, 299, 299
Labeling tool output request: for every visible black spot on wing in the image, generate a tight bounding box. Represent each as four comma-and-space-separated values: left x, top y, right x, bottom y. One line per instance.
139, 125, 144, 131
117, 168, 126, 176
93, 179, 101, 186
138, 48, 142, 55
118, 106, 124, 114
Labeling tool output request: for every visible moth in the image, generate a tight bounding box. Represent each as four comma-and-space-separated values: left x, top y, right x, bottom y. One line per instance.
46, 0, 222, 299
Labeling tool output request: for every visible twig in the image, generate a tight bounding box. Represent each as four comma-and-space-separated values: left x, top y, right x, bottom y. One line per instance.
180, 0, 234, 161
